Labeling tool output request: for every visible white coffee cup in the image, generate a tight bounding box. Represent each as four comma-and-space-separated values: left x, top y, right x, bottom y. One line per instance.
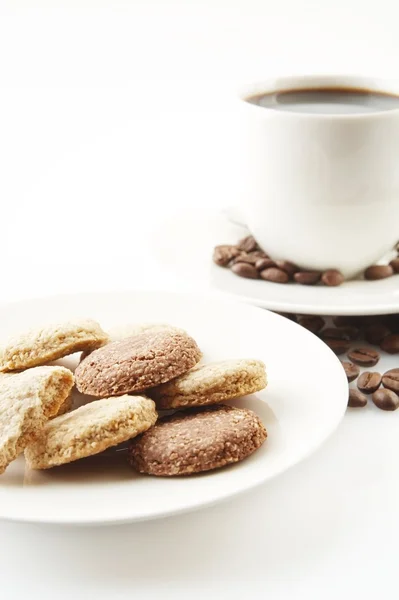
236, 75, 399, 279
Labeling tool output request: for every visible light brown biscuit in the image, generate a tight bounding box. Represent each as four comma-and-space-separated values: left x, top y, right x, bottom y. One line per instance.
0, 366, 74, 474
25, 395, 158, 469
53, 393, 73, 418
75, 329, 202, 397
128, 404, 267, 476
150, 359, 267, 409
0, 319, 108, 372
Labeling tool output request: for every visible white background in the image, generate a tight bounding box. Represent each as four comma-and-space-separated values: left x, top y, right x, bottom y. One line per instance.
0, 1, 399, 598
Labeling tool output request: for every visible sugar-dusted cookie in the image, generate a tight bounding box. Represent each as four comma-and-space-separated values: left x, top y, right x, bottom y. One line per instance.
149, 359, 267, 409
75, 329, 202, 397
25, 395, 157, 469
128, 404, 267, 476
0, 366, 74, 473
0, 319, 108, 372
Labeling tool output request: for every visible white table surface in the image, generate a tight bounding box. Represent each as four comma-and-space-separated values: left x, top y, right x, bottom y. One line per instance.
1, 1, 399, 597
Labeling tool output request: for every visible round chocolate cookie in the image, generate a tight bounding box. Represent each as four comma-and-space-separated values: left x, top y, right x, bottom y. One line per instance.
75, 329, 201, 397
128, 404, 267, 476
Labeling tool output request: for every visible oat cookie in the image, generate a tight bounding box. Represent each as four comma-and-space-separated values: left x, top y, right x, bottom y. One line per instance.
75, 329, 202, 397
53, 393, 73, 418
128, 404, 267, 476
0, 366, 74, 474
25, 395, 158, 469
150, 359, 267, 409
0, 319, 108, 372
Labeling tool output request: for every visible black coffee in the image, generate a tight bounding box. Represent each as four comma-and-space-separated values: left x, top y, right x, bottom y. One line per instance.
247, 87, 399, 114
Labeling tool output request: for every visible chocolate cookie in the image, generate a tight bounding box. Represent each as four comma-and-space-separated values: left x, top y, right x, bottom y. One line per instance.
149, 359, 267, 409
75, 329, 202, 397
128, 404, 267, 476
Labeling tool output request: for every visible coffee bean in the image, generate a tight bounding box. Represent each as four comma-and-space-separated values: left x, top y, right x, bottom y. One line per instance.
294, 271, 321, 285
357, 371, 382, 394
389, 258, 399, 273
364, 265, 394, 280
232, 252, 259, 265
380, 334, 399, 354
298, 315, 325, 333
237, 235, 258, 253
372, 388, 399, 411
321, 269, 344, 286
364, 322, 391, 345
255, 258, 276, 271
341, 361, 360, 382
275, 260, 299, 277
231, 262, 259, 279
333, 316, 363, 328
347, 347, 380, 367
382, 368, 399, 393
340, 326, 360, 340
348, 389, 367, 408
382, 314, 399, 333
321, 327, 350, 341
213, 245, 240, 267
276, 312, 297, 322
260, 267, 289, 284
324, 338, 351, 355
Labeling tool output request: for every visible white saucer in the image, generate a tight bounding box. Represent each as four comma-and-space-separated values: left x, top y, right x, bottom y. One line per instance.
0, 290, 347, 525
151, 209, 399, 316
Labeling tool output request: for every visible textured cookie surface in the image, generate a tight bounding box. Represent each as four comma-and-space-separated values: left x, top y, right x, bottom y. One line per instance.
0, 366, 74, 474
25, 395, 158, 469
0, 319, 108, 372
108, 323, 186, 343
150, 359, 267, 409
128, 404, 267, 476
75, 329, 202, 397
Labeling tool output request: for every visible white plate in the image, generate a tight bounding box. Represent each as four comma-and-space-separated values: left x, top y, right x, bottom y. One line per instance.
151, 209, 399, 316
0, 290, 347, 525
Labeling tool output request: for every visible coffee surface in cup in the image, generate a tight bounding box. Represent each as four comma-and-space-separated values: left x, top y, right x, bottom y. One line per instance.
247, 87, 399, 114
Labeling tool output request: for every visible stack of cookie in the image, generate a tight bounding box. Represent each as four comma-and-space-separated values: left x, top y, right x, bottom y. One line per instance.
0, 320, 267, 477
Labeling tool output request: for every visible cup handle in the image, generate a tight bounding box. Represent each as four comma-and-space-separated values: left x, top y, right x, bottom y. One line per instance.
222, 205, 247, 228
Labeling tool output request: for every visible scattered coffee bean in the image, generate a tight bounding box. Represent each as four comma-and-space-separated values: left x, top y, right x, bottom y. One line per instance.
357, 371, 382, 394
348, 389, 368, 408
298, 315, 325, 333
364, 265, 394, 280
277, 312, 297, 322
341, 361, 360, 383
340, 326, 360, 340
380, 334, 399, 354
389, 258, 399, 273
364, 322, 391, 345
260, 267, 289, 284
231, 262, 259, 279
382, 368, 399, 393
275, 260, 299, 277
255, 258, 276, 271
321, 327, 350, 341
213, 245, 240, 267
252, 250, 269, 258
383, 314, 399, 333
232, 252, 259, 265
333, 316, 363, 328
294, 271, 321, 285
325, 338, 351, 355
237, 235, 258, 253
347, 347, 380, 367
321, 269, 344, 287
372, 388, 399, 411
